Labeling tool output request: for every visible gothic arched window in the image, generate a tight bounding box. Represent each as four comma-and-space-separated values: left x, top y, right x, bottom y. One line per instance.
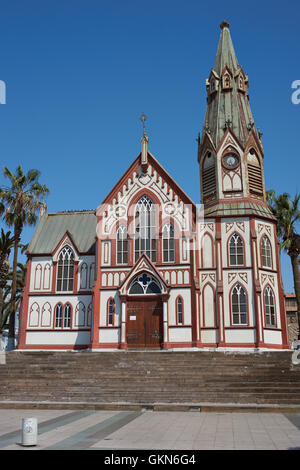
176, 296, 183, 325
223, 73, 231, 89
264, 286, 276, 327
117, 225, 128, 264
54, 303, 63, 328
238, 75, 244, 90
55, 303, 72, 329
107, 298, 114, 326
135, 195, 157, 262
56, 246, 75, 292
63, 303, 72, 328
129, 273, 161, 295
261, 236, 272, 269
231, 283, 248, 325
229, 233, 244, 266
162, 223, 175, 263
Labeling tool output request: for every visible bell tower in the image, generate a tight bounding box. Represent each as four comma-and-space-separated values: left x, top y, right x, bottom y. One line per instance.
196, 21, 290, 350
198, 21, 269, 218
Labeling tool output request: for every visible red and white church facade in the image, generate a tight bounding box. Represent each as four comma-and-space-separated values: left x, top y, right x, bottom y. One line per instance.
17, 22, 290, 351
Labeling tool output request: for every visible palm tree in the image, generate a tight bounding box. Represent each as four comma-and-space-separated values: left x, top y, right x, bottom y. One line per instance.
267, 190, 300, 338
0, 229, 14, 331
0, 166, 49, 348
1, 262, 26, 330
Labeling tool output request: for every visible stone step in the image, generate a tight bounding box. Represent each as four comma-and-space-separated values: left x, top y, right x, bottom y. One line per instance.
2, 392, 300, 405
1, 351, 299, 407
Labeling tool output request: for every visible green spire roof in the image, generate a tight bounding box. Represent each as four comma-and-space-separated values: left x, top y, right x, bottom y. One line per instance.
202, 21, 258, 149
214, 21, 239, 75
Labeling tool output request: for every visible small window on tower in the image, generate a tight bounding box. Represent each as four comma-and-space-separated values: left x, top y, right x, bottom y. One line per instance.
238, 74, 244, 91
223, 73, 231, 89
261, 236, 272, 269
229, 233, 244, 266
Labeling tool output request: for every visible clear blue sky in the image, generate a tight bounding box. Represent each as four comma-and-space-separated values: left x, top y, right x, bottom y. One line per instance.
0, 0, 299, 292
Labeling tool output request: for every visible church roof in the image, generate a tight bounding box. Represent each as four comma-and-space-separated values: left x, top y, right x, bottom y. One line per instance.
27, 210, 97, 255
202, 21, 258, 150
204, 201, 276, 220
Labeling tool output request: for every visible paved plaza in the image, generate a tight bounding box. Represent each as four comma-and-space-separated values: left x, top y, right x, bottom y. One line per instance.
0, 408, 300, 450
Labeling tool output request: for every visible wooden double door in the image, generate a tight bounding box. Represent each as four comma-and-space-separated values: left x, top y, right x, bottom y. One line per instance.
126, 297, 163, 348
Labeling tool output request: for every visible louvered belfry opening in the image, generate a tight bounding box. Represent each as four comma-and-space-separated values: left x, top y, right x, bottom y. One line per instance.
247, 149, 263, 196
202, 151, 216, 200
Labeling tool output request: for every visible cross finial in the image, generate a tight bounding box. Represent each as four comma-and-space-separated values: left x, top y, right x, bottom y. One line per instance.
139, 112, 148, 136
220, 20, 230, 30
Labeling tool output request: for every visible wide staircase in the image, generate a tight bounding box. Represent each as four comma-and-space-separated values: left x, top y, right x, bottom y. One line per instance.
0, 350, 300, 411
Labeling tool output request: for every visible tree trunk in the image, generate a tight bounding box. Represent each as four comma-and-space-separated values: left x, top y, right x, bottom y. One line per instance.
0, 286, 3, 330
0, 258, 9, 331
290, 253, 300, 340
8, 227, 20, 346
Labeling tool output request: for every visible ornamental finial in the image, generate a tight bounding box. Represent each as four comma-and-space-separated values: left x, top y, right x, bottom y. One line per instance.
139, 112, 148, 137
220, 20, 230, 30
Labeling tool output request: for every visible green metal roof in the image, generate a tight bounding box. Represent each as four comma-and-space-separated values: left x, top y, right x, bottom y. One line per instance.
28, 210, 97, 255
204, 201, 276, 220
202, 21, 257, 149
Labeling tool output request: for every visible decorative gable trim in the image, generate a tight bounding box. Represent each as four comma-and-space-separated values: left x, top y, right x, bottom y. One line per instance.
52, 231, 80, 262
216, 127, 245, 155
96, 151, 196, 238
118, 253, 169, 296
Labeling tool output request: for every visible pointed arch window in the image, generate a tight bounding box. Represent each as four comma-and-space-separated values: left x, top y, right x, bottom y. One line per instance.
162, 223, 175, 263
107, 298, 114, 326
176, 296, 183, 325
63, 303, 72, 328
238, 75, 244, 91
117, 225, 128, 264
56, 246, 75, 292
129, 274, 161, 295
55, 304, 63, 328
55, 303, 72, 329
264, 286, 276, 327
223, 72, 232, 89
231, 283, 248, 325
261, 236, 272, 269
135, 195, 157, 262
229, 233, 244, 266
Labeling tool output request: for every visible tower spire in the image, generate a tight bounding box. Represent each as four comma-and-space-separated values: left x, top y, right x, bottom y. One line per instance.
202, 21, 257, 149
198, 22, 270, 217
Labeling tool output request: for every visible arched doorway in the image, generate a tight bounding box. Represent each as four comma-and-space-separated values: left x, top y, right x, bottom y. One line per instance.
126, 273, 163, 348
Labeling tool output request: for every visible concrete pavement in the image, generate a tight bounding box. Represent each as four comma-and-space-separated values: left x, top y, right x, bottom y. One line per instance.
0, 409, 300, 450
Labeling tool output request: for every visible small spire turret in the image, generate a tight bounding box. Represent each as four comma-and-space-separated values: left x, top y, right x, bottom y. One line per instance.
139, 113, 149, 172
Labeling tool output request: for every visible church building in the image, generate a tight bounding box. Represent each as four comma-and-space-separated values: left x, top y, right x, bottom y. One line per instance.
17, 22, 290, 351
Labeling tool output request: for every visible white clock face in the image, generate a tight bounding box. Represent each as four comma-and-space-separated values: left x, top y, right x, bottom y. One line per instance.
223, 153, 239, 169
